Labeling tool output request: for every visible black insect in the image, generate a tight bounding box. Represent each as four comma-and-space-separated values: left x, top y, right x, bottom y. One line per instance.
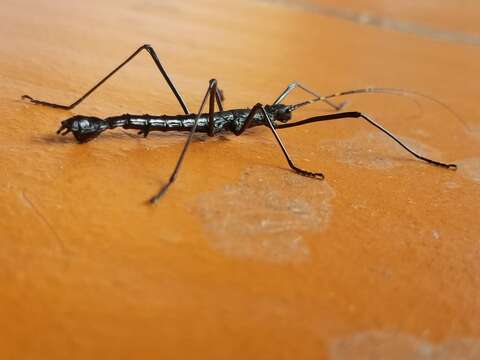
22, 44, 457, 204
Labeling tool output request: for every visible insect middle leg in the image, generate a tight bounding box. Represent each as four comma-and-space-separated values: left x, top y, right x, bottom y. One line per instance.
22, 44, 224, 115
232, 103, 324, 179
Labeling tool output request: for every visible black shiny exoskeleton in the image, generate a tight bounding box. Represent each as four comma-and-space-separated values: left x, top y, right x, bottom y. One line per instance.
23, 44, 457, 203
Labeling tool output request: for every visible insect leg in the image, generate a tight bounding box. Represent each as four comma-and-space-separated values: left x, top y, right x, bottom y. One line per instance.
232, 103, 324, 179
22, 44, 190, 114
208, 79, 223, 136
149, 79, 219, 204
276, 111, 457, 170
273, 82, 346, 111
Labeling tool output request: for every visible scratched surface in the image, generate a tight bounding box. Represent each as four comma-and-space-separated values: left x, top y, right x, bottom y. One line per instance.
0, 0, 479, 359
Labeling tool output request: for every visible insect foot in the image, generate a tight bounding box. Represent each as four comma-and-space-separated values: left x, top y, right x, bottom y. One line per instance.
295, 169, 325, 180
57, 115, 108, 143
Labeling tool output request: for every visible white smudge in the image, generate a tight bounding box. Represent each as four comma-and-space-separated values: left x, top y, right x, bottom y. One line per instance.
195, 166, 334, 263
443, 181, 460, 189
467, 125, 480, 142
319, 131, 443, 170
458, 158, 480, 183
330, 331, 480, 360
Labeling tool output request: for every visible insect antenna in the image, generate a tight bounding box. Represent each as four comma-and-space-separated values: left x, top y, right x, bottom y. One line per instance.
289, 87, 466, 128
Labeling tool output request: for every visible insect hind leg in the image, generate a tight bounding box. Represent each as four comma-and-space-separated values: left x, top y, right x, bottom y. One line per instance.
22, 44, 190, 114
149, 79, 222, 204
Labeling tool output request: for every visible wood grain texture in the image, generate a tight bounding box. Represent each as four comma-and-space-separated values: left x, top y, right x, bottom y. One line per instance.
1, 0, 479, 359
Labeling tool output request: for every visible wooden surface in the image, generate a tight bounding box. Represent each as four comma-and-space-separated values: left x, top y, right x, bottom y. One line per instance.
1, 0, 479, 359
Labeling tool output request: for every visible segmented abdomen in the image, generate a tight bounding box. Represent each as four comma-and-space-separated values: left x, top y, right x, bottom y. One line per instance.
105, 109, 262, 134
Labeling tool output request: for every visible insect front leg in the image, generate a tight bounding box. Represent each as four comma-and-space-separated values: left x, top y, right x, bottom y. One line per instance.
276, 111, 458, 170
22, 44, 191, 114
273, 81, 347, 111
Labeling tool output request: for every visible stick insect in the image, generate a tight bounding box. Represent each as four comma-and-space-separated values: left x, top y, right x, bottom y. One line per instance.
22, 44, 457, 204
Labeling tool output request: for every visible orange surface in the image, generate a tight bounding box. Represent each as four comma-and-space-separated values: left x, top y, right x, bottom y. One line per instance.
1, 0, 480, 359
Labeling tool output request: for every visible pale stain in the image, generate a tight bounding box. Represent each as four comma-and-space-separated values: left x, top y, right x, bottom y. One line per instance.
195, 166, 334, 263
319, 131, 443, 170
330, 331, 480, 360
459, 158, 480, 183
